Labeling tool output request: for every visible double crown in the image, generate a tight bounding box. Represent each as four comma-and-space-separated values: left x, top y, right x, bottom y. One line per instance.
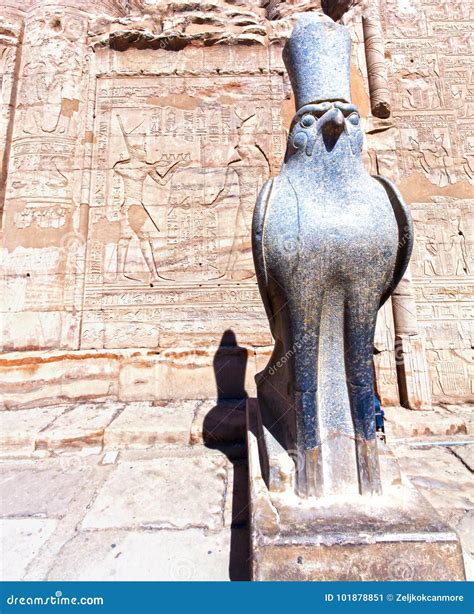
283, 14, 352, 110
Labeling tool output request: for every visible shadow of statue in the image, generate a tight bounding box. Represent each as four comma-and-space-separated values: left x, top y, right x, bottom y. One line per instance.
213, 329, 248, 400
203, 329, 252, 580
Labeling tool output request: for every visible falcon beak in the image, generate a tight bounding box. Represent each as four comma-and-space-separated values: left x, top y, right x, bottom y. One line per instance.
318, 107, 345, 137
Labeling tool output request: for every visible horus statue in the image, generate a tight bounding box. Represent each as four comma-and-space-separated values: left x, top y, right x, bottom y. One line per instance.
252, 13, 413, 498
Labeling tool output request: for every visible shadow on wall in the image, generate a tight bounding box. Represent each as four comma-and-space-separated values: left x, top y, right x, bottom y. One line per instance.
213, 328, 249, 400
203, 329, 253, 581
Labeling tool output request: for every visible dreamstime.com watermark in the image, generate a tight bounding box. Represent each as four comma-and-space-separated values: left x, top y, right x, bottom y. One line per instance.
266, 331, 312, 376
5, 590, 104, 607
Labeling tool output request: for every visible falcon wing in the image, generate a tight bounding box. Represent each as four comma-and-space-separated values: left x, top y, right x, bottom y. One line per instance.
373, 175, 414, 308
252, 178, 275, 332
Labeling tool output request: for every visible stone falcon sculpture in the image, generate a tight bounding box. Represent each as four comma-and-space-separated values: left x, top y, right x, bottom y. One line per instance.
252, 14, 413, 499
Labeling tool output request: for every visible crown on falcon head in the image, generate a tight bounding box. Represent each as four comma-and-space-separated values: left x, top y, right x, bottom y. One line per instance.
283, 13, 352, 111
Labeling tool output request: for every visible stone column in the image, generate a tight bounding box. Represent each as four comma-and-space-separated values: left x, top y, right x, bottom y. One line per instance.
0, 0, 124, 351
0, 2, 27, 227
362, 0, 391, 118
392, 266, 432, 410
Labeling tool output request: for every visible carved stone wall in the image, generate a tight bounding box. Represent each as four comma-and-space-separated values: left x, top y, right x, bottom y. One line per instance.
0, 0, 472, 407
380, 0, 473, 405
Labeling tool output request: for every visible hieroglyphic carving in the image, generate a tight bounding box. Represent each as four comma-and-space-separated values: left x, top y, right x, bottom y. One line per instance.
208, 111, 270, 280
0, 6, 24, 225
411, 198, 472, 279
374, 298, 400, 405
391, 268, 432, 410
0, 3, 90, 351
7, 7, 88, 230
18, 9, 84, 136
0, 0, 470, 404
113, 114, 189, 282
411, 198, 473, 402
374, 0, 474, 404
383, 0, 474, 187
81, 73, 284, 349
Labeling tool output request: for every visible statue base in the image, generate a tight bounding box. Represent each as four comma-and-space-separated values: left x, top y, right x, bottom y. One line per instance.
247, 399, 465, 581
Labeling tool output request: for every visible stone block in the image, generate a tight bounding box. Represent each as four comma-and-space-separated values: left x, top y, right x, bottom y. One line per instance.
0, 518, 57, 581
0, 346, 259, 410
155, 346, 257, 400
104, 401, 197, 448
0, 459, 96, 517
0, 351, 121, 410
35, 402, 123, 452
118, 356, 156, 401
82, 456, 227, 531
0, 311, 64, 351
384, 405, 469, 439
391, 444, 474, 512
247, 400, 466, 581
46, 529, 231, 581
449, 443, 474, 472
190, 399, 246, 445
0, 406, 66, 456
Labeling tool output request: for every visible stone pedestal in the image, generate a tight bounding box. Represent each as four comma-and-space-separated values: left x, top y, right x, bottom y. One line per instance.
247, 399, 465, 581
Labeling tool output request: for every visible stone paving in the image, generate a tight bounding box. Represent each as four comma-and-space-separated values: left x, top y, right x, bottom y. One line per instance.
0, 401, 472, 581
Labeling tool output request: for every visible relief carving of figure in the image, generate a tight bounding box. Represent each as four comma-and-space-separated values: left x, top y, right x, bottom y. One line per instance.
114, 115, 188, 282
408, 135, 457, 187
448, 212, 470, 276
210, 112, 270, 280
402, 78, 442, 111
19, 12, 84, 135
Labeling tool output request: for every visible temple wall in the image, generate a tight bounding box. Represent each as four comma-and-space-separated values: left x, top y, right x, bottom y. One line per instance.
381, 0, 473, 404
0, 0, 472, 408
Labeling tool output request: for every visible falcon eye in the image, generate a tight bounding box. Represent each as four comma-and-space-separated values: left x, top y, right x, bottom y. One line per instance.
348, 113, 360, 126
292, 131, 307, 149
301, 115, 315, 128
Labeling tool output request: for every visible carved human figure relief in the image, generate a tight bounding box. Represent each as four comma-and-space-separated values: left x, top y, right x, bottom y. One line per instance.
113, 115, 188, 282
19, 10, 84, 136
211, 111, 270, 280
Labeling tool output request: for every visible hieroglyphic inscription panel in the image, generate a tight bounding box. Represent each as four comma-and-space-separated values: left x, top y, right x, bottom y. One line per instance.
383, 0, 474, 188
81, 74, 287, 349
411, 198, 473, 401
380, 0, 474, 403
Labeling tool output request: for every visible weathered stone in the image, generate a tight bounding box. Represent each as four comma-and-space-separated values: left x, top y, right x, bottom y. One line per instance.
0, 347, 258, 410
118, 357, 156, 401
0, 405, 66, 456
104, 400, 198, 448
0, 459, 96, 518
0, 0, 469, 412
449, 444, 474, 472
35, 402, 123, 452
384, 405, 470, 439
0, 518, 57, 581
445, 405, 474, 435
252, 14, 413, 499
101, 450, 119, 465
390, 444, 474, 512
82, 456, 227, 531
190, 399, 246, 445
247, 400, 466, 581
454, 511, 474, 581
46, 529, 232, 581
0, 351, 121, 410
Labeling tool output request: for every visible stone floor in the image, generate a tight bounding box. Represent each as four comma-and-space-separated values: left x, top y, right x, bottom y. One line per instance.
0, 400, 472, 581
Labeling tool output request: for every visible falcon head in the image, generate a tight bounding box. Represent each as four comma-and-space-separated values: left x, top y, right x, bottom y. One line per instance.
287, 101, 364, 161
